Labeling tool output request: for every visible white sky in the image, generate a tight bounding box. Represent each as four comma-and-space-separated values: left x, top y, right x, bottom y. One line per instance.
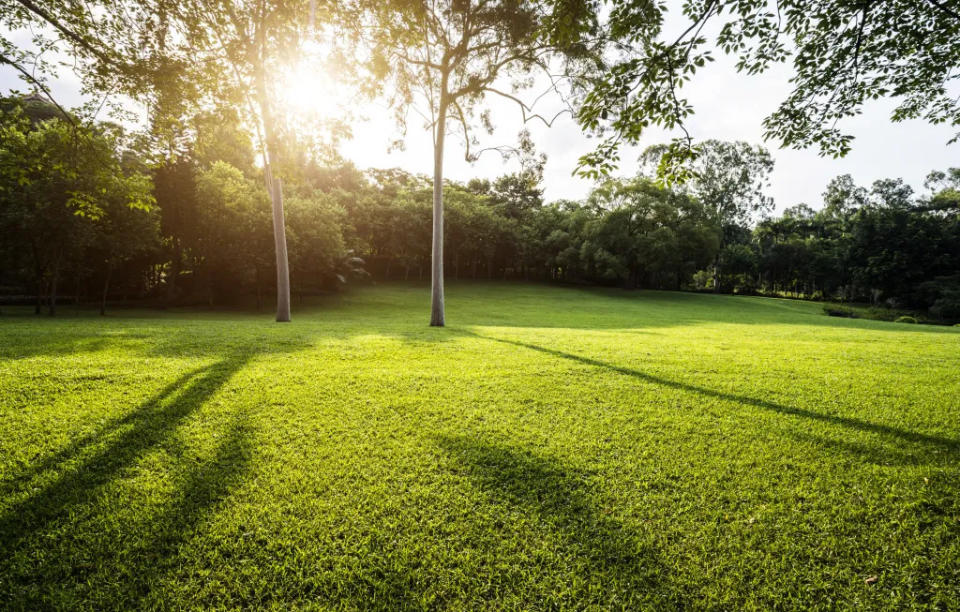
3, 9, 957, 213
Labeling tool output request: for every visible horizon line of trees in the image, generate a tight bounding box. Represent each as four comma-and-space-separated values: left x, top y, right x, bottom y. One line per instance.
1, 94, 959, 323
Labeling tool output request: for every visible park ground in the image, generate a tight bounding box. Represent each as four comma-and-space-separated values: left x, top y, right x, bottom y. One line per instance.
1, 283, 958, 609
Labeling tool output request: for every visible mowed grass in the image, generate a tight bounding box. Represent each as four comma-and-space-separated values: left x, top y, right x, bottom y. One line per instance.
1, 283, 958, 610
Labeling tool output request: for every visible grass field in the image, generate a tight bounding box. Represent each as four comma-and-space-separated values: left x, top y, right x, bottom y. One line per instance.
1, 283, 958, 610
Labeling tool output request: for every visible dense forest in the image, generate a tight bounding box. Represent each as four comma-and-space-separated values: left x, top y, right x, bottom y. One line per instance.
1, 94, 958, 321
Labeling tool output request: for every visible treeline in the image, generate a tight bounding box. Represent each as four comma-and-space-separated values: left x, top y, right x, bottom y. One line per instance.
1, 95, 958, 321
723, 174, 960, 321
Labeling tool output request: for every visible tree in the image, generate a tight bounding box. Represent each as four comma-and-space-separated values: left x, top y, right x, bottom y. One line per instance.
823, 174, 868, 216
0, 99, 155, 315
583, 177, 719, 288
361, 0, 597, 326
168, 0, 323, 322
564, 0, 960, 177
643, 140, 773, 289
90, 159, 159, 315
192, 161, 272, 304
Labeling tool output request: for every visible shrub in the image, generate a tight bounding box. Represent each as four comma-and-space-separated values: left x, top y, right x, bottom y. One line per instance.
894, 315, 918, 324
823, 305, 856, 318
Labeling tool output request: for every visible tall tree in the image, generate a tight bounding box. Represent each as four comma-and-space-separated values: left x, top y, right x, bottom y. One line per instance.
361, 0, 598, 326
166, 0, 324, 322
643, 140, 773, 290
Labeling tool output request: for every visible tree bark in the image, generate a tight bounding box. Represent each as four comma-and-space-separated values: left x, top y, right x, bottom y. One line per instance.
430, 91, 448, 327
34, 278, 42, 315
100, 264, 112, 316
256, 266, 263, 311
166, 239, 180, 305
48, 261, 59, 317
254, 25, 291, 323
269, 175, 291, 322
712, 255, 721, 293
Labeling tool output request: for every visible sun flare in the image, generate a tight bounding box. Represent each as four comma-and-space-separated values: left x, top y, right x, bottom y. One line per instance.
276, 60, 353, 123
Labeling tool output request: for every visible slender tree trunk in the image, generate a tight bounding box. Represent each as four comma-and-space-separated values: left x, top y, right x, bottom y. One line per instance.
31, 243, 42, 314
430, 92, 448, 327
256, 267, 263, 311
254, 41, 291, 323
712, 255, 721, 293
166, 239, 180, 305
48, 262, 59, 317
100, 264, 112, 316
269, 175, 291, 321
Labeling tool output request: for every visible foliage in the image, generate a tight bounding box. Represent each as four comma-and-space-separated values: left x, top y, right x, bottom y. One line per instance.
1, 104, 957, 325
0, 98, 156, 314
565, 0, 960, 177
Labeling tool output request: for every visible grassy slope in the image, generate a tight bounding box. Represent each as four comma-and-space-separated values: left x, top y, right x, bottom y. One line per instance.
1, 283, 958, 610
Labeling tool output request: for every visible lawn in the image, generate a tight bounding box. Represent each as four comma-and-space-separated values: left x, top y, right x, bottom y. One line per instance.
1, 283, 958, 610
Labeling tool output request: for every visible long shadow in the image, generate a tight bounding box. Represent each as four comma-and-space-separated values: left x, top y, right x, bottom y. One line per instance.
0, 351, 254, 608
122, 407, 255, 608
471, 333, 960, 454
434, 434, 681, 609
0, 365, 209, 499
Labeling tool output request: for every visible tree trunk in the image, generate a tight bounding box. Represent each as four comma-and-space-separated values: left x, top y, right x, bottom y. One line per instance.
254, 45, 291, 323
34, 278, 42, 315
48, 262, 59, 317
207, 265, 214, 306
712, 255, 721, 293
256, 267, 263, 311
100, 264, 112, 316
166, 239, 180, 305
430, 92, 448, 327
268, 173, 291, 322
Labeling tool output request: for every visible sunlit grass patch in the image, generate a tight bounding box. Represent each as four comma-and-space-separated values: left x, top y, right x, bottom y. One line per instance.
1, 283, 958, 609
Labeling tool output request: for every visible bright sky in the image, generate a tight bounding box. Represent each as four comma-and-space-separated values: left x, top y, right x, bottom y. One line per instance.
2, 10, 957, 213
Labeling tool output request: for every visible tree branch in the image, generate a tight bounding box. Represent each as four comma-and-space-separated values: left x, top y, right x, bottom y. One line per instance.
0, 52, 76, 125
14, 0, 120, 67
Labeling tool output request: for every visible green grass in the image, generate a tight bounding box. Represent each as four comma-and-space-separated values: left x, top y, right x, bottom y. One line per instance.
1, 283, 959, 610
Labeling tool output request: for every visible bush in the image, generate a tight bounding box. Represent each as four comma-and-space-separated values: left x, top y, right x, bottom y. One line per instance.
894, 315, 918, 324
823, 305, 856, 318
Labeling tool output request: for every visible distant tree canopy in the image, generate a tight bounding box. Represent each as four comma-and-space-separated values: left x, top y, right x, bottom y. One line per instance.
0, 93, 957, 322
3, 0, 956, 327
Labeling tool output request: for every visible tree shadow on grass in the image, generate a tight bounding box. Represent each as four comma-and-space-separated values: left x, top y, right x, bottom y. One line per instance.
327, 434, 681, 610
0, 350, 255, 608
470, 333, 960, 463
433, 433, 682, 609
